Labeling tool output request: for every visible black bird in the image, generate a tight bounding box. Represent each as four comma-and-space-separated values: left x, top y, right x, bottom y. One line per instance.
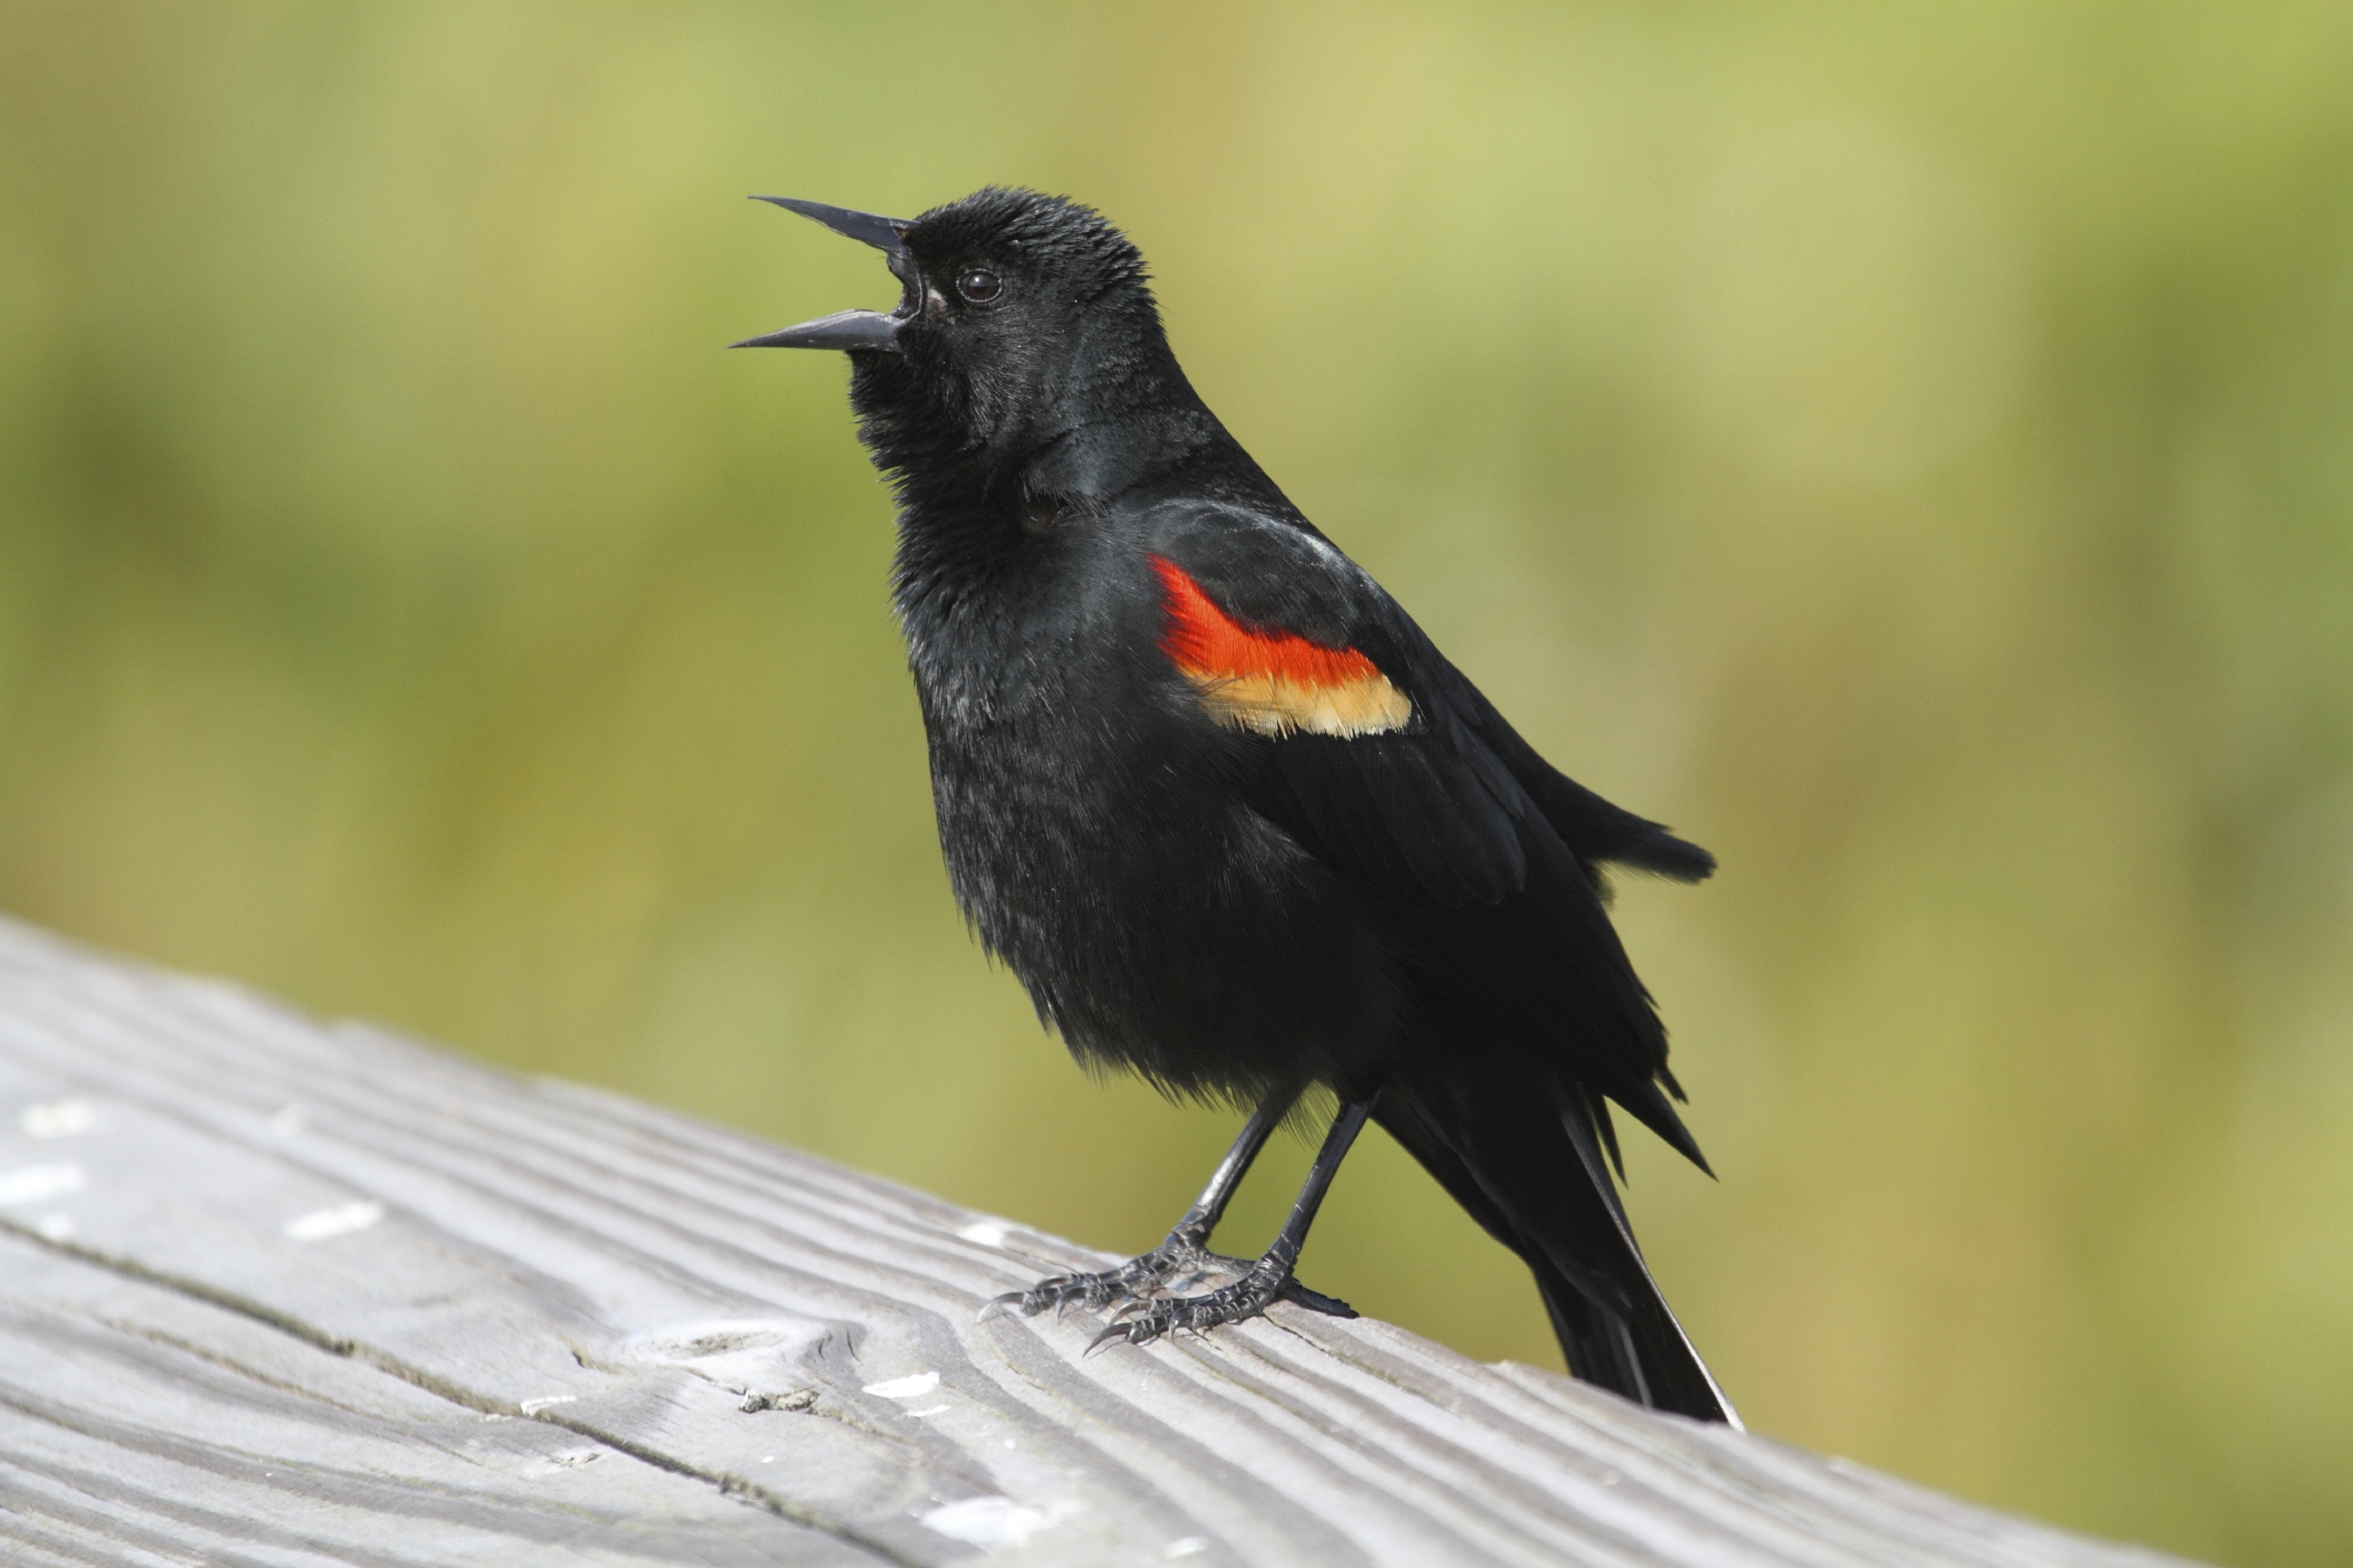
736, 189, 1737, 1424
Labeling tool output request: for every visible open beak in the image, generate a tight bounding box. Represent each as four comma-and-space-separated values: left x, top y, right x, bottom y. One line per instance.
731, 197, 913, 353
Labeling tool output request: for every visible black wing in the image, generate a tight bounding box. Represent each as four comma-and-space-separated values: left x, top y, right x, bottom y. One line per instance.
1138, 498, 1712, 1164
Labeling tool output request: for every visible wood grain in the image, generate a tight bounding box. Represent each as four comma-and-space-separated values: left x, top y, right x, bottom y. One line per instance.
0, 917, 2195, 1566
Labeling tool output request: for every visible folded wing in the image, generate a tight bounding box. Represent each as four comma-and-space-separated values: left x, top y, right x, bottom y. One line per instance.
1139, 499, 1716, 1161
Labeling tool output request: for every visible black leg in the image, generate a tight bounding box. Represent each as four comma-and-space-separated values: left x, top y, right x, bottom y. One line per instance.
984, 1090, 1296, 1320
1164, 1088, 1293, 1252
1088, 1099, 1371, 1350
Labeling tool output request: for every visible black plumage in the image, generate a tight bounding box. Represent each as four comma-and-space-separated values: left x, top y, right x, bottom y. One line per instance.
737, 187, 1736, 1424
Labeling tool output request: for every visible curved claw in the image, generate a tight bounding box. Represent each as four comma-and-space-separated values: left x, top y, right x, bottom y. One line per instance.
1086, 1319, 1141, 1354
1279, 1280, 1358, 1319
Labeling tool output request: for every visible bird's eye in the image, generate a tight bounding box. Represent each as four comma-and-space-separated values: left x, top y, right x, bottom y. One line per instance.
956, 269, 1003, 303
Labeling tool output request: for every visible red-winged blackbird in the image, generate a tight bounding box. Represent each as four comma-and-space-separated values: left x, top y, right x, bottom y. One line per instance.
737, 189, 1736, 1424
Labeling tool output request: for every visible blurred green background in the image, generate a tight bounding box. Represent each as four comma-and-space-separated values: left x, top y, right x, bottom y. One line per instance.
4, 3, 2351, 1562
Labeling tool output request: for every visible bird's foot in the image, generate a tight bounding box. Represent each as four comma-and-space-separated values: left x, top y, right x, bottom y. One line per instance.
983, 1234, 1222, 1320
982, 1234, 1356, 1340
1085, 1258, 1356, 1351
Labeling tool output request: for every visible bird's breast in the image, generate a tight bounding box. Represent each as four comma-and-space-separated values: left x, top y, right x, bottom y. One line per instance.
904, 605, 1399, 1092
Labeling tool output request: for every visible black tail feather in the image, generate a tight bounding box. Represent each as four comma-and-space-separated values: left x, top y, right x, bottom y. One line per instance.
1589, 1092, 1626, 1182
1614, 1076, 1714, 1178
1373, 1063, 1738, 1426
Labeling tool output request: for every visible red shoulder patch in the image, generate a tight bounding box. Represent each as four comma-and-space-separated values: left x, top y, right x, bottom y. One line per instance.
1149, 555, 1411, 738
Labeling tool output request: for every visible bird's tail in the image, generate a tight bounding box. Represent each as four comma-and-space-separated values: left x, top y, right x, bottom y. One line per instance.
1372, 1060, 1739, 1426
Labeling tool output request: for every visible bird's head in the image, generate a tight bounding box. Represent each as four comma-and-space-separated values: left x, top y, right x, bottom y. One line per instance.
737, 187, 1207, 495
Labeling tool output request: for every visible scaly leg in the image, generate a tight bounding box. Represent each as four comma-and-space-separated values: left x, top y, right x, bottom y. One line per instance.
987, 1091, 1352, 1322
1090, 1099, 1371, 1349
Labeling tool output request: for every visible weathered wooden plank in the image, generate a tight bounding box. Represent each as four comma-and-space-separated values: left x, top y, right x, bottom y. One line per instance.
0, 1232, 871, 1566
0, 917, 2195, 1567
